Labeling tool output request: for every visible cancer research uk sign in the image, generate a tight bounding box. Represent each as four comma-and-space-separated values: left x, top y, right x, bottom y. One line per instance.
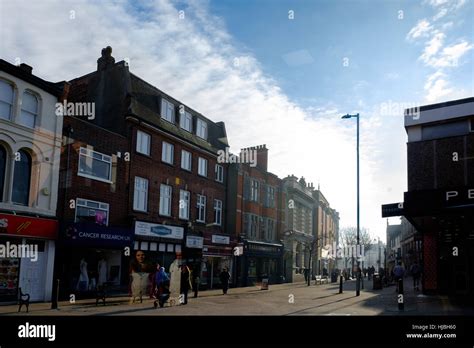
134, 221, 184, 240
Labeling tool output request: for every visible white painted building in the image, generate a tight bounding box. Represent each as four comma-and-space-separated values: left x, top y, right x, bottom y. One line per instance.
0, 59, 64, 302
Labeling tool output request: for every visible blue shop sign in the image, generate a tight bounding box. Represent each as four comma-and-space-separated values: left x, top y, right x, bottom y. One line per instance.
63, 222, 133, 248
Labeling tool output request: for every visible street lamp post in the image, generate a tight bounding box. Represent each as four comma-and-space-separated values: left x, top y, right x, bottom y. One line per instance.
341, 113, 361, 296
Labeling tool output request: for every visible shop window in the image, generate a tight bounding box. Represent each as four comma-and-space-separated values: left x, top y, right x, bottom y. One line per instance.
0, 79, 14, 121
140, 241, 149, 251
134, 241, 139, 250
167, 244, 174, 252
175, 245, 182, 253
12, 150, 31, 205
149, 242, 158, 251
159, 243, 166, 252
0, 146, 5, 201
19, 91, 38, 128
78, 147, 112, 183
75, 198, 109, 226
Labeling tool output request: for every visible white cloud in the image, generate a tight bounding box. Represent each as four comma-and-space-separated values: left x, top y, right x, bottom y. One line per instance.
427, 40, 473, 67
420, 31, 446, 63
432, 8, 448, 21
0, 0, 390, 238
406, 19, 434, 41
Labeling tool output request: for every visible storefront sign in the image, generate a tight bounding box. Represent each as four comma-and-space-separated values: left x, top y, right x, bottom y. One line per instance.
186, 236, 204, 249
134, 221, 184, 240
63, 222, 132, 248
247, 242, 282, 254
0, 213, 57, 239
212, 234, 230, 245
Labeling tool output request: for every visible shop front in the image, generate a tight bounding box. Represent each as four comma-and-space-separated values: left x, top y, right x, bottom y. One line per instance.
183, 235, 204, 288
202, 234, 233, 289
241, 240, 283, 286
59, 221, 133, 298
0, 213, 58, 303
383, 188, 474, 298
133, 221, 184, 272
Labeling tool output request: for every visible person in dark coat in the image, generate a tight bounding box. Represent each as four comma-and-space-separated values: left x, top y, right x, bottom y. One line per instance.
192, 265, 200, 298
180, 264, 191, 305
219, 268, 231, 294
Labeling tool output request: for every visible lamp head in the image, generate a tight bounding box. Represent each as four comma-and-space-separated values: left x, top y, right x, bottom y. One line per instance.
341, 114, 352, 119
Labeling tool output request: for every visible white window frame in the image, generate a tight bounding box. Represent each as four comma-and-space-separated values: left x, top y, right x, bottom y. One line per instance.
19, 90, 38, 128
78, 147, 112, 183
133, 176, 148, 212
179, 190, 190, 220
250, 179, 259, 202
0, 79, 14, 121
180, 110, 193, 132
196, 194, 206, 223
159, 184, 172, 216
198, 157, 208, 177
162, 141, 174, 164
161, 98, 175, 123
214, 199, 222, 226
196, 118, 207, 140
181, 150, 192, 171
215, 164, 224, 183
136, 130, 151, 156
75, 198, 109, 226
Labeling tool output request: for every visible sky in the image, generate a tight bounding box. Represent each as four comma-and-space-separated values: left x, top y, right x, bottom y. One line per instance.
1, 0, 473, 242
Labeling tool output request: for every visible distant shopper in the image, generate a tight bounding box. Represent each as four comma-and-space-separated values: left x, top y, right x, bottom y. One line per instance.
393, 262, 405, 293
410, 261, 422, 291
219, 268, 231, 294
180, 264, 192, 305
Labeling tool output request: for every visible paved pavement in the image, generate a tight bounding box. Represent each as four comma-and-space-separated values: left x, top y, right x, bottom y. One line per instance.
1, 277, 472, 316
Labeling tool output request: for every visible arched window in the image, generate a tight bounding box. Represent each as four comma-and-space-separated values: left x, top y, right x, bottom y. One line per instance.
0, 80, 14, 120
20, 91, 38, 128
0, 146, 6, 201
12, 150, 31, 205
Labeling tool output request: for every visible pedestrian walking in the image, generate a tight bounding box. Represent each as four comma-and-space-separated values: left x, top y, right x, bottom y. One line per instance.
153, 266, 170, 308
410, 261, 422, 291
180, 264, 192, 305
219, 268, 231, 294
393, 261, 405, 293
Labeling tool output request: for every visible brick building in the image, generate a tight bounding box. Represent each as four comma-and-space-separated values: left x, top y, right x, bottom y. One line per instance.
383, 97, 474, 297
226, 145, 284, 286
57, 47, 230, 294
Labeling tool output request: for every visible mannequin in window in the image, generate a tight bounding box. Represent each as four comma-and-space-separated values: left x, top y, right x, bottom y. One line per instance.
76, 258, 89, 291
98, 256, 108, 287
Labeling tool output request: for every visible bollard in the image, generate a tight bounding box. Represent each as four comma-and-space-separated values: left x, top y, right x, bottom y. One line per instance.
339, 275, 343, 294
398, 278, 404, 311
356, 273, 360, 296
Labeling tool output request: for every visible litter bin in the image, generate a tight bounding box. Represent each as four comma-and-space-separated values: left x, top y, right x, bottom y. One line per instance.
373, 273, 382, 290
261, 278, 269, 290
331, 272, 338, 283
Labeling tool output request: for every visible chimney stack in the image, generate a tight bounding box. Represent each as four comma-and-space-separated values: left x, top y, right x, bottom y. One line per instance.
256, 144, 268, 172
19, 63, 33, 74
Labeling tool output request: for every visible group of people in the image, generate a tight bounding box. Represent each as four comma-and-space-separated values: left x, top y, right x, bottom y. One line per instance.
129, 251, 232, 307
392, 260, 422, 292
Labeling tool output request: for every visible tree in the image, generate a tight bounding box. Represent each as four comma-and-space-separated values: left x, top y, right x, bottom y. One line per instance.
339, 227, 372, 276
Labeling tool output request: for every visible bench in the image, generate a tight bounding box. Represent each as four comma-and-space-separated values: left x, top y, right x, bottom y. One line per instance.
315, 275, 329, 285
18, 288, 30, 313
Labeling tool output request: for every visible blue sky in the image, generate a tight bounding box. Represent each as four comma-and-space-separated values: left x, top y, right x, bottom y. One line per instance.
1, 0, 473, 242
